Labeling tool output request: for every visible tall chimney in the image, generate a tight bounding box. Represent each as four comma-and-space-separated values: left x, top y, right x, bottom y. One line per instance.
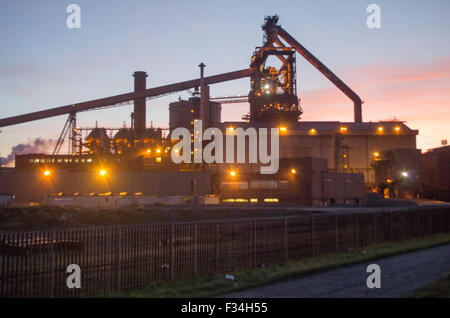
133, 71, 148, 134
198, 63, 210, 129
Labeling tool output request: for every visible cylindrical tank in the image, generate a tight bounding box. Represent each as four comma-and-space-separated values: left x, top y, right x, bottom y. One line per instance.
113, 128, 135, 154
169, 97, 221, 132
138, 128, 162, 150
85, 128, 110, 154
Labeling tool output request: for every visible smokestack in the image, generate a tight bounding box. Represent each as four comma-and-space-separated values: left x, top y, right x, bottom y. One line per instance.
133, 71, 148, 134
198, 63, 210, 129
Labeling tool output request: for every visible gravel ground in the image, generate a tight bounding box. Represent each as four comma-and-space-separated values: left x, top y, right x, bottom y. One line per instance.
220, 243, 450, 298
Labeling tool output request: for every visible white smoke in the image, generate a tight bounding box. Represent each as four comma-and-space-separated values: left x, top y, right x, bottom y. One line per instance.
0, 138, 57, 167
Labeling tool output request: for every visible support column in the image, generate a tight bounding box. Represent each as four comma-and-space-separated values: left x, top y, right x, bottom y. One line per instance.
133, 71, 148, 135
198, 63, 210, 129
334, 132, 343, 172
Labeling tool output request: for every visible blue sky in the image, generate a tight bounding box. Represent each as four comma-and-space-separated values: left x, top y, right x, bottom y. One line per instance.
1, 0, 449, 160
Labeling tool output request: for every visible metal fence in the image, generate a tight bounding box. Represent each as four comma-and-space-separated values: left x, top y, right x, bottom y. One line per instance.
0, 208, 448, 298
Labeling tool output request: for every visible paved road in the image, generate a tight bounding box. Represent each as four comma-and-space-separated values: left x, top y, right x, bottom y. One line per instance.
220, 244, 450, 298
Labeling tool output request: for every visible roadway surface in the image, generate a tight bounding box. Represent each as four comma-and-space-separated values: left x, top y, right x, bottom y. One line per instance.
220, 243, 450, 298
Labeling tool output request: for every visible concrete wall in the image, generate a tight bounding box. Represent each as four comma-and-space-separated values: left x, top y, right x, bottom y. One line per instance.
218, 157, 365, 206
422, 146, 450, 201
0, 171, 212, 203
343, 134, 417, 182
220, 121, 418, 184
318, 171, 365, 206
47, 195, 186, 208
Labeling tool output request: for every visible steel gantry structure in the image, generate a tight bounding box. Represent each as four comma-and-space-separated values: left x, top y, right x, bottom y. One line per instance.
0, 15, 363, 138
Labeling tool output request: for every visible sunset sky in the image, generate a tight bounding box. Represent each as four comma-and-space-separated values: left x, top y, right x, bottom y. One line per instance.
0, 0, 449, 163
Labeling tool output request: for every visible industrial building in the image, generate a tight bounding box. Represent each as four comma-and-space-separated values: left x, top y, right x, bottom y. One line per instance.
218, 158, 364, 206
0, 16, 421, 206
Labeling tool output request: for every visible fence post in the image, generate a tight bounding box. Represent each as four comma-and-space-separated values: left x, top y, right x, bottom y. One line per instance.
311, 215, 315, 256
284, 218, 288, 262
390, 211, 393, 241
116, 227, 122, 292
215, 223, 219, 273
417, 211, 421, 237
373, 213, 377, 244
335, 214, 338, 253
50, 231, 55, 298
0, 233, 4, 297
355, 214, 359, 249
170, 224, 175, 281
252, 219, 256, 268
193, 223, 198, 277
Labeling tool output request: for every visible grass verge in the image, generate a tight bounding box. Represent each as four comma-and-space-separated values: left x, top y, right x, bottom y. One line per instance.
97, 232, 450, 298
408, 274, 450, 298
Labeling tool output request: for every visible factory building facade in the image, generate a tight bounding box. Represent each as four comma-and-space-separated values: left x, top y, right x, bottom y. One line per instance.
0, 97, 419, 205
217, 158, 364, 206
214, 120, 418, 185
0, 170, 212, 203
0, 16, 424, 206
372, 148, 422, 198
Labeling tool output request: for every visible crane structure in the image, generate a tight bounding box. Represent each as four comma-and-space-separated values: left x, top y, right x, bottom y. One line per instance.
0, 15, 364, 164
0, 68, 253, 128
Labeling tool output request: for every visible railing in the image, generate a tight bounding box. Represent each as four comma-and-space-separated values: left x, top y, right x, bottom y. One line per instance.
0, 207, 448, 298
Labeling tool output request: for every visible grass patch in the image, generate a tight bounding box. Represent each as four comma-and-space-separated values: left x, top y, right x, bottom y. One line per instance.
97, 232, 450, 298
408, 274, 450, 298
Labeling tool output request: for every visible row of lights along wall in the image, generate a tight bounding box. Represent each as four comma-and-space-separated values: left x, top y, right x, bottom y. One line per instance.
43, 169, 107, 177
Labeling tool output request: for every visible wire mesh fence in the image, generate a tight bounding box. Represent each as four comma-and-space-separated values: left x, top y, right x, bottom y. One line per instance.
0, 208, 448, 298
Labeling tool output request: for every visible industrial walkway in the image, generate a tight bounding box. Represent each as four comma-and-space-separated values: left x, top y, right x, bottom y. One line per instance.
220, 243, 450, 298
